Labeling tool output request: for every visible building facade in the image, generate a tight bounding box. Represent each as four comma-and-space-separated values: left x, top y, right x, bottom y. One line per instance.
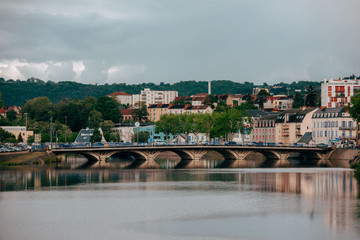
312, 107, 357, 147
252, 114, 278, 144
275, 108, 316, 145
133, 88, 178, 106
321, 78, 360, 108
0, 126, 34, 143
107, 92, 132, 105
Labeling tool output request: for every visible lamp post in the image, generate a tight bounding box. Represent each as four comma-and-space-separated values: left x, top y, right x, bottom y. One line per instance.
88, 116, 91, 147
178, 115, 181, 145
153, 120, 155, 146
24, 113, 28, 144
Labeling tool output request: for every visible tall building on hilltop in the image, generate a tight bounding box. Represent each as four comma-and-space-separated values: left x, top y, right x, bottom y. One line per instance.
321, 78, 360, 107
107, 92, 132, 105
132, 88, 178, 106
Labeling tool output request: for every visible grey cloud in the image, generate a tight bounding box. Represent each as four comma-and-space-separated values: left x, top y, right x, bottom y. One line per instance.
0, 0, 359, 85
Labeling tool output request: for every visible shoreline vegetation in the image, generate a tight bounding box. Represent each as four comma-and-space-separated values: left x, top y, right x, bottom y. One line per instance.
350, 153, 360, 180
0, 151, 59, 167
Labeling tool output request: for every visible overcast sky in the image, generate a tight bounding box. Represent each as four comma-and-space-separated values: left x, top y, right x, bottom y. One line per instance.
0, 0, 359, 85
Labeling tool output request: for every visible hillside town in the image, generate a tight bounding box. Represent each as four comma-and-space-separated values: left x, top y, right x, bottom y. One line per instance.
0, 77, 359, 150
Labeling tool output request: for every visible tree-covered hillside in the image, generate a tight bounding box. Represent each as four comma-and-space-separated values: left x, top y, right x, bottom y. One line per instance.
0, 77, 321, 106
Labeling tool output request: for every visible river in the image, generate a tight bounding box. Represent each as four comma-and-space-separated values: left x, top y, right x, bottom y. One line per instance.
0, 158, 359, 240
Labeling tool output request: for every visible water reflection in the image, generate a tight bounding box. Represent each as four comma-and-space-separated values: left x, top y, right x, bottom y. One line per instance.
0, 168, 359, 239
0, 168, 358, 196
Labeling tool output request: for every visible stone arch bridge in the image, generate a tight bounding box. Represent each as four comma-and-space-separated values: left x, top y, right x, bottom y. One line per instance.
51, 145, 334, 168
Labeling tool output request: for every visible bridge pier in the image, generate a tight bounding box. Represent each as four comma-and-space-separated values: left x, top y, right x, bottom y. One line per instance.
219, 150, 250, 168
274, 152, 291, 167
316, 151, 334, 167
126, 150, 161, 169
175, 150, 207, 168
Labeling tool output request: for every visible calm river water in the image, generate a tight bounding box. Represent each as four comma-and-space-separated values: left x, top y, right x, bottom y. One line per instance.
0, 160, 359, 240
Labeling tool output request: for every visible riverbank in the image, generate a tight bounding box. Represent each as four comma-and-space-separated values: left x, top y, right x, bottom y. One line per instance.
0, 151, 57, 166
350, 152, 360, 180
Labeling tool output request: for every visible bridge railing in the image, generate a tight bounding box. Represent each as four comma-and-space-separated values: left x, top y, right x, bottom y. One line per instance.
51, 141, 331, 150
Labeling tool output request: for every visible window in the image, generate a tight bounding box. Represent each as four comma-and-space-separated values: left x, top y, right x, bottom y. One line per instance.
335, 121, 338, 127
325, 131, 327, 137
317, 122, 319, 128
313, 122, 316, 128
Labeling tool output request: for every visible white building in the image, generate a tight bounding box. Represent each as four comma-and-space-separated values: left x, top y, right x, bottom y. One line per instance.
0, 126, 33, 143
132, 88, 178, 106
321, 78, 360, 108
311, 107, 357, 147
107, 92, 132, 105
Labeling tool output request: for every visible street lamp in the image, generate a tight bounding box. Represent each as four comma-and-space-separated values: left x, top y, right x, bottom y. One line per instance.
88, 116, 91, 147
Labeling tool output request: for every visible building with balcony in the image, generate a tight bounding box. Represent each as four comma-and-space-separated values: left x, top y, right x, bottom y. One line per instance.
312, 107, 357, 147
321, 78, 360, 108
132, 88, 178, 106
275, 108, 317, 145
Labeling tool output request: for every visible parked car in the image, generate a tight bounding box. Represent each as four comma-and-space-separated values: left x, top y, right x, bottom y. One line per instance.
225, 141, 237, 145
316, 143, 328, 148
201, 141, 209, 145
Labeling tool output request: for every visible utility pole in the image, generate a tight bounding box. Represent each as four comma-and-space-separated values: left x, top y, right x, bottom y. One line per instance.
65, 116, 67, 143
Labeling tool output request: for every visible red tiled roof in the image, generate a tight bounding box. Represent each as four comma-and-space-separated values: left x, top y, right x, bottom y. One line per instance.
120, 109, 134, 115
108, 92, 131, 96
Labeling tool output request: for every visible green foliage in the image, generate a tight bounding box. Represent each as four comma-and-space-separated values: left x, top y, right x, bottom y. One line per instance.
156, 114, 178, 140
235, 102, 258, 111
95, 96, 121, 123
256, 89, 270, 109
203, 95, 217, 105
6, 109, 17, 122
214, 101, 229, 113
22, 97, 52, 122
0, 78, 321, 106
17, 133, 23, 143
0, 128, 17, 143
133, 131, 150, 143
91, 128, 102, 143
132, 102, 148, 122
350, 94, 360, 123
293, 92, 304, 108
304, 85, 319, 107
0, 92, 3, 109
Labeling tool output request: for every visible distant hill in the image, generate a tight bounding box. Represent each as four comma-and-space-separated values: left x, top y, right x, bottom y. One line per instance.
0, 77, 321, 106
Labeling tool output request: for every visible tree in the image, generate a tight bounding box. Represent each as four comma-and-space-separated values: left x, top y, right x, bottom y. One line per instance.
6, 109, 18, 122
95, 96, 121, 123
156, 114, 178, 141
0, 128, 16, 143
304, 85, 318, 107
22, 97, 53, 122
132, 102, 148, 122
17, 133, 23, 143
350, 95, 360, 122
293, 92, 304, 108
0, 92, 3, 109
203, 95, 217, 106
214, 101, 228, 113
256, 89, 270, 109
91, 128, 102, 143
133, 131, 150, 143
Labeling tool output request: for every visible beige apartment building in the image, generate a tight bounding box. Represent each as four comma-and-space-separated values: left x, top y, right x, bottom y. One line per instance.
274, 108, 316, 145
